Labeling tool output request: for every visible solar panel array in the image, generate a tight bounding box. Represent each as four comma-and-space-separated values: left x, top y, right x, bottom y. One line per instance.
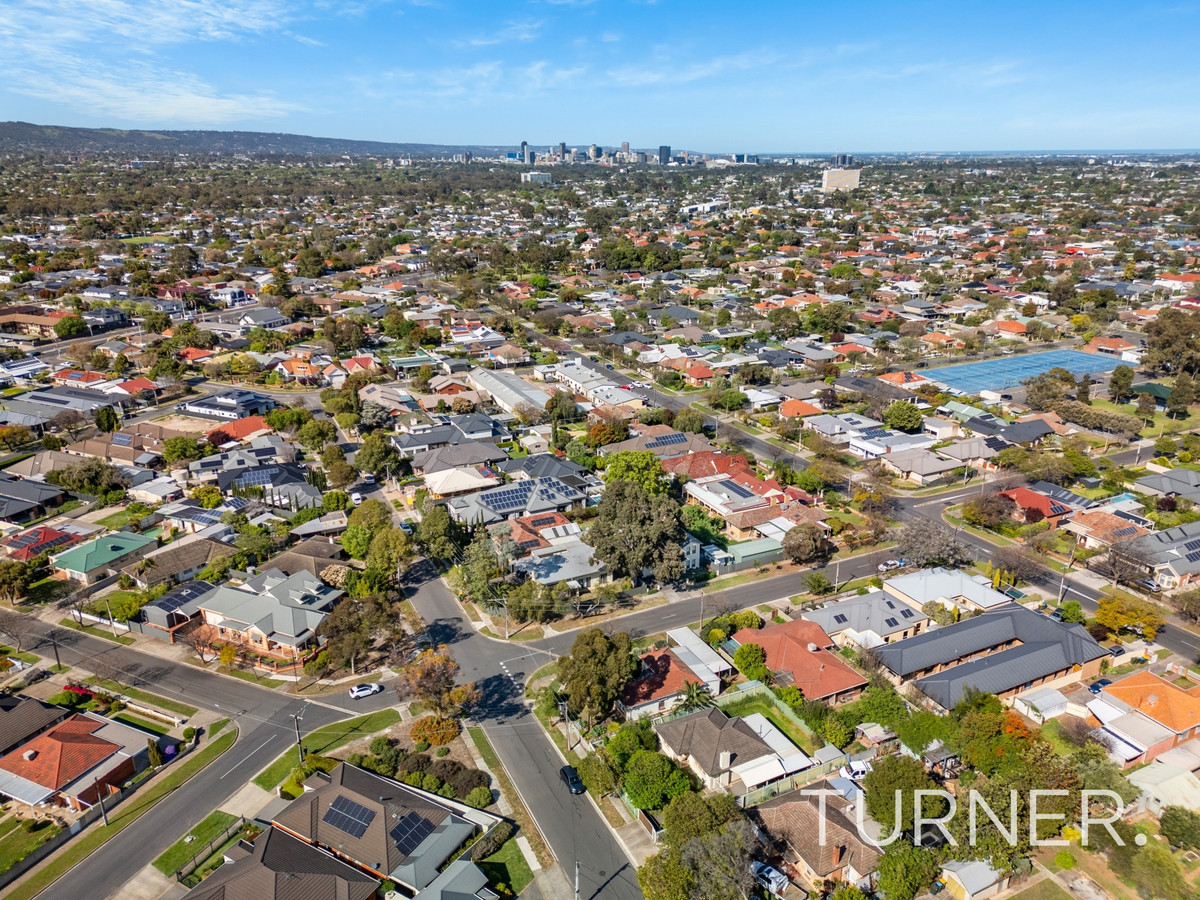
1184, 539, 1200, 552
237, 466, 280, 488
644, 432, 687, 450
721, 481, 757, 499
900, 609, 914, 619
833, 613, 848, 624
153, 580, 213, 614
111, 432, 133, 446
323, 795, 376, 839
1186, 550, 1200, 564
390, 812, 435, 856
1112, 526, 1139, 539
885, 617, 899, 628
528, 515, 558, 528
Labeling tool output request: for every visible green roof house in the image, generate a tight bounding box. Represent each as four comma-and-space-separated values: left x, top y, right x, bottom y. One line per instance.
51, 532, 157, 585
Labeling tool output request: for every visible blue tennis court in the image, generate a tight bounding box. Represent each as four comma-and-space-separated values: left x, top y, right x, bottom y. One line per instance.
929, 349, 1121, 394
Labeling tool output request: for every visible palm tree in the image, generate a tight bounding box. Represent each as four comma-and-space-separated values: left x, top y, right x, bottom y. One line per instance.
677, 681, 715, 713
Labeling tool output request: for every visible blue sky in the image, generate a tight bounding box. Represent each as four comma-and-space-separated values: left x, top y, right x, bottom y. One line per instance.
3, 0, 1198, 151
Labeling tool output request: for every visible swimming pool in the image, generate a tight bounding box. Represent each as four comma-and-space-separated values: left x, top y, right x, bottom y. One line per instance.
928, 349, 1120, 394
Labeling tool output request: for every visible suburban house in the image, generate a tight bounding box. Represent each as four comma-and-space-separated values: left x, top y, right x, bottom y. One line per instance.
883, 568, 1012, 615
0, 713, 152, 811
940, 860, 1013, 900
445, 476, 585, 525
1088, 671, 1200, 767
119, 536, 229, 588
512, 539, 608, 592
193, 569, 343, 661
871, 603, 1107, 710
1060, 510, 1149, 549
997, 486, 1072, 527
802, 591, 929, 648
180, 389, 277, 421
618, 649, 703, 720
752, 778, 880, 893
272, 763, 496, 893
186, 826, 379, 900
1090, 519, 1200, 590
2, 524, 81, 562
0, 696, 69, 756
727, 620, 867, 705
879, 448, 960, 486
51, 531, 158, 585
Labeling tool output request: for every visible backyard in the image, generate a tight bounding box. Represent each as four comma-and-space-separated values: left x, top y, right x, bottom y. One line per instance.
717, 693, 820, 756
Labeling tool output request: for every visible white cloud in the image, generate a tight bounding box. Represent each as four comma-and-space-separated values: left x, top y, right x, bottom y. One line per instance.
6, 54, 300, 124
606, 51, 769, 87
457, 18, 542, 47
600, 31, 620, 42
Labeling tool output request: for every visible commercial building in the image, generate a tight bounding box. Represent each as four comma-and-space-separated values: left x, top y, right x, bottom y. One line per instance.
822, 168, 862, 193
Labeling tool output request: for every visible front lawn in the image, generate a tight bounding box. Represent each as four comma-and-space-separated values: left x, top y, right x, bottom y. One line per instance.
112, 712, 170, 735
0, 644, 39, 665
58, 618, 134, 644
95, 509, 143, 530
152, 810, 239, 875
252, 709, 401, 791
1008, 879, 1072, 900
479, 837, 534, 897
0, 815, 60, 876
86, 677, 199, 717
26, 577, 73, 605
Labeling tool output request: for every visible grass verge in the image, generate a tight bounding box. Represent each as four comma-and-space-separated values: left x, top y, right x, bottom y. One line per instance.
86, 677, 198, 717
252, 709, 401, 791
58, 618, 134, 645
467, 727, 553, 869
151, 810, 239, 875
0, 644, 39, 665
0, 816, 61, 877
217, 666, 285, 688
209, 718, 230, 738
3, 728, 238, 900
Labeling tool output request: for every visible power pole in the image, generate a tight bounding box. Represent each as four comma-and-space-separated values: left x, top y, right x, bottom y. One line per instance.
291, 712, 305, 765
575, 862, 580, 900
94, 778, 109, 826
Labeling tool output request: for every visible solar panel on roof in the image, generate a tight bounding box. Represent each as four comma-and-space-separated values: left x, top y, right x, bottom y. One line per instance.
1186, 550, 1200, 564
901, 609, 914, 619
111, 432, 133, 446
1184, 539, 1200, 552
723, 481, 756, 499
833, 613, 848, 624
1112, 526, 1138, 538
390, 812, 436, 856
885, 617, 899, 628
323, 795, 376, 839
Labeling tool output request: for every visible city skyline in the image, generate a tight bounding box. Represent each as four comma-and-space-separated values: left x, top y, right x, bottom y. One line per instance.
2, 1, 1199, 151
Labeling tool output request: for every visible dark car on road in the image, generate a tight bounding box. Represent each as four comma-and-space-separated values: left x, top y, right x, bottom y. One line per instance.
1089, 678, 1113, 695
561, 765, 584, 794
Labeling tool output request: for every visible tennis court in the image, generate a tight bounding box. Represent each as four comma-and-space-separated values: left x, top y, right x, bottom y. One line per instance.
929, 349, 1120, 394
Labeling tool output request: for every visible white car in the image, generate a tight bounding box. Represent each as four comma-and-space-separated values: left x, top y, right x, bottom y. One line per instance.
348, 683, 385, 699
839, 760, 873, 781
350, 492, 364, 505
877, 559, 902, 573
750, 862, 789, 896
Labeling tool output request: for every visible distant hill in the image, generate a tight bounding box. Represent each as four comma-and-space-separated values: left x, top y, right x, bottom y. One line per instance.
0, 122, 512, 158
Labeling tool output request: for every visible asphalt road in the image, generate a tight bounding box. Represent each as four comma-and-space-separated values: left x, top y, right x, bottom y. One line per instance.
403, 559, 642, 900
18, 619, 356, 900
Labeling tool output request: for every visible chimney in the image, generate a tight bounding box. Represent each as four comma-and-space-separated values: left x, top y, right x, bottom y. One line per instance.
719, 750, 732, 770
1146, 694, 1158, 707
807, 643, 818, 652
22, 750, 36, 761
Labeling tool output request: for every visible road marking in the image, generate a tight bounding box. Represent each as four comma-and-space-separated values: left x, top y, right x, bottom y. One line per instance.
221, 738, 272, 779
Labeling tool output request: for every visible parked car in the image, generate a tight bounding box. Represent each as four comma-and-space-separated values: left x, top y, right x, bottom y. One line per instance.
362, 473, 376, 485
350, 492, 364, 505
560, 765, 585, 795
1088, 678, 1113, 695
399, 521, 414, 535
838, 760, 873, 781
1108, 646, 1126, 658
1135, 579, 1162, 593
750, 862, 789, 897
1049, 609, 1063, 622
349, 682, 385, 699
877, 559, 902, 573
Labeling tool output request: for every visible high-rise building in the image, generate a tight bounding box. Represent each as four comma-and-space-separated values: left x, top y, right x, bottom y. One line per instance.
521, 140, 531, 164
621, 141, 630, 155
559, 141, 567, 159
520, 172, 553, 185
588, 144, 599, 160
832, 153, 854, 167
635, 152, 648, 164
658, 145, 671, 165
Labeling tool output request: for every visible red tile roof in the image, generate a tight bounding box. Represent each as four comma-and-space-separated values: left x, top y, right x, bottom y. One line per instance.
621, 650, 694, 707
3, 525, 78, 561
206, 415, 271, 444
661, 451, 752, 480
117, 378, 159, 394
0, 714, 119, 789
731, 620, 866, 701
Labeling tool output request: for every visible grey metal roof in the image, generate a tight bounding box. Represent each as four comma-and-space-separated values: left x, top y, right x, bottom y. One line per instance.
803, 591, 927, 641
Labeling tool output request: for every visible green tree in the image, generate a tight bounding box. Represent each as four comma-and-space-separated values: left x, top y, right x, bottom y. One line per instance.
416, 505, 459, 560
623, 750, 690, 810
1132, 841, 1189, 900
1096, 594, 1165, 639
142, 310, 171, 334
1168, 373, 1195, 419
603, 451, 670, 495
863, 753, 941, 836
163, 437, 206, 464
54, 315, 88, 339
732, 642, 767, 676
190, 485, 223, 509
557, 628, 638, 724
342, 524, 372, 560
661, 791, 717, 848
587, 480, 685, 585
297, 419, 336, 451
638, 850, 693, 900
781, 522, 827, 564
354, 431, 400, 476
676, 681, 715, 712
327, 460, 357, 490
1136, 391, 1158, 421
323, 490, 351, 511
1160, 806, 1200, 850
1058, 600, 1086, 624
366, 528, 413, 580
348, 498, 391, 534
673, 408, 706, 434
883, 400, 924, 433
1109, 365, 1135, 404
147, 738, 166, 768
877, 844, 939, 900
94, 405, 119, 433
0, 560, 34, 605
